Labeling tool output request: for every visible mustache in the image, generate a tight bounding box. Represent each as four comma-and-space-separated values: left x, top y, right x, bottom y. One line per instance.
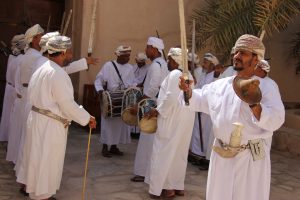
234, 58, 242, 63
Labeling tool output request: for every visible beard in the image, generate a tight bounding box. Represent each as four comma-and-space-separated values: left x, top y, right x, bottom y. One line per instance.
63, 58, 72, 66
233, 58, 253, 71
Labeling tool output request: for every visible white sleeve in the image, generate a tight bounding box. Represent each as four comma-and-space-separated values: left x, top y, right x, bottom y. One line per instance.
94, 63, 108, 92
251, 81, 285, 132
63, 58, 88, 74
52, 71, 90, 126
143, 63, 161, 98
157, 71, 182, 118
179, 83, 211, 114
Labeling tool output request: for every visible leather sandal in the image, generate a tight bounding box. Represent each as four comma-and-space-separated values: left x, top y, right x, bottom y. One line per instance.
161, 189, 175, 199
175, 190, 185, 196
130, 175, 145, 182
149, 193, 161, 199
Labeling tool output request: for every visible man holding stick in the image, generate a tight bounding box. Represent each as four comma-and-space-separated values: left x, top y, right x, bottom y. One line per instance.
17, 36, 96, 200
179, 34, 285, 200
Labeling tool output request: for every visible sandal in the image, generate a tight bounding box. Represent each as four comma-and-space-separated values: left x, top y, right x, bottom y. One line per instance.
130, 175, 145, 182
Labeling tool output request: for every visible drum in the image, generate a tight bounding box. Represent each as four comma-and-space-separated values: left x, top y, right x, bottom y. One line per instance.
121, 87, 143, 126
101, 90, 124, 117
138, 99, 157, 134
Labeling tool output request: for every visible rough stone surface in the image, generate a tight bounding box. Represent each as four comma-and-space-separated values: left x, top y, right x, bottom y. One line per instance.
0, 125, 300, 200
273, 127, 300, 156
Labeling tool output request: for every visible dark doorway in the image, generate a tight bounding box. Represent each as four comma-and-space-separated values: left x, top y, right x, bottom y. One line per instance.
0, 0, 65, 115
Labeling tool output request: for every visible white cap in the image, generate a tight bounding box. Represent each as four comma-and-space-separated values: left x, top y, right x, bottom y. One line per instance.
115, 45, 131, 56
25, 24, 44, 43
203, 53, 219, 65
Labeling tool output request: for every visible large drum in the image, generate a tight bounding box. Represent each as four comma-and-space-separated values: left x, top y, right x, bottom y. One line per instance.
121, 87, 143, 125
101, 90, 124, 118
138, 99, 157, 134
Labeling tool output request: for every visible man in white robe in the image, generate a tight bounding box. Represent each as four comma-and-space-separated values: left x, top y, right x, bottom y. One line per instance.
6, 24, 44, 163
16, 36, 96, 200
179, 34, 285, 200
133, 52, 149, 85
0, 34, 26, 142
131, 37, 169, 182
145, 48, 194, 199
189, 53, 219, 170
187, 52, 204, 85
94, 45, 136, 157
14, 31, 99, 183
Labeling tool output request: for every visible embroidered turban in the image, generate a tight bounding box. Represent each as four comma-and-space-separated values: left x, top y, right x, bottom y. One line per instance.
233, 34, 265, 61
136, 52, 147, 62
39, 31, 60, 53
46, 36, 72, 54
115, 45, 131, 56
203, 53, 219, 66
25, 24, 44, 43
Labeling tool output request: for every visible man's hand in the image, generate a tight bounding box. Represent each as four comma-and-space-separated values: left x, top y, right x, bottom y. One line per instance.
179, 76, 193, 99
249, 103, 262, 121
144, 108, 159, 119
86, 57, 99, 66
89, 116, 97, 129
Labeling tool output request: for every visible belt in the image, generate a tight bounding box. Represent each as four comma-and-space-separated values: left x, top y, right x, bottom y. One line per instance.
23, 83, 29, 87
31, 106, 71, 128
213, 139, 250, 158
17, 93, 22, 98
218, 139, 250, 151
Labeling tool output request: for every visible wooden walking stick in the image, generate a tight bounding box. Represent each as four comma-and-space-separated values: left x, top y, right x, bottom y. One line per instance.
82, 127, 93, 200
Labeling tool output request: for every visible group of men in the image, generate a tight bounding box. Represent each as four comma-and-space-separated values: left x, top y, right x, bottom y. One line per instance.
0, 22, 285, 200
94, 34, 285, 200
0, 24, 97, 200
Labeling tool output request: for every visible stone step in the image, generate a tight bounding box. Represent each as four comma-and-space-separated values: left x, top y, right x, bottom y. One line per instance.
273, 126, 300, 156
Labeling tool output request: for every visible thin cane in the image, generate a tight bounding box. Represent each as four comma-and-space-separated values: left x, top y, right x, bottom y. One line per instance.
82, 127, 92, 200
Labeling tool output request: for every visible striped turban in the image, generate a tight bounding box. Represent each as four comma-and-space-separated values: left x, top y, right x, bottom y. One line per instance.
233, 34, 265, 61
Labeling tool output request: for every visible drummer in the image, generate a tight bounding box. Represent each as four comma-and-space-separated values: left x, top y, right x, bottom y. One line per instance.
131, 37, 169, 182
94, 45, 136, 157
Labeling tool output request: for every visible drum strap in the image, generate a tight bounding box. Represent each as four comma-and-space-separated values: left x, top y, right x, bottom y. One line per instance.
111, 61, 125, 88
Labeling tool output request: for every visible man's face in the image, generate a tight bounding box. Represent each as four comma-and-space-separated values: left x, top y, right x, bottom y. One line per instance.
167, 56, 179, 71
62, 49, 73, 66
32, 33, 44, 51
145, 45, 155, 59
233, 49, 258, 71
136, 60, 146, 68
117, 53, 130, 64
202, 59, 214, 73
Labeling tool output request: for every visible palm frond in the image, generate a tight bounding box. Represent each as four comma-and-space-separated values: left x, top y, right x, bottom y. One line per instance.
254, 0, 300, 37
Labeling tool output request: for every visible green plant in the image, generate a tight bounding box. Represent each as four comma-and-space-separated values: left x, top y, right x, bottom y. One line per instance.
190, 0, 300, 63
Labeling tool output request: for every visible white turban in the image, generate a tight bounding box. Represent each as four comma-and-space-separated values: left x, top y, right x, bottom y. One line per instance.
135, 52, 147, 62
11, 34, 26, 55
115, 45, 131, 56
188, 53, 200, 64
168, 47, 184, 70
25, 24, 44, 43
204, 53, 219, 65
147, 37, 164, 56
46, 36, 72, 54
233, 34, 265, 61
39, 31, 60, 53
257, 59, 270, 73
